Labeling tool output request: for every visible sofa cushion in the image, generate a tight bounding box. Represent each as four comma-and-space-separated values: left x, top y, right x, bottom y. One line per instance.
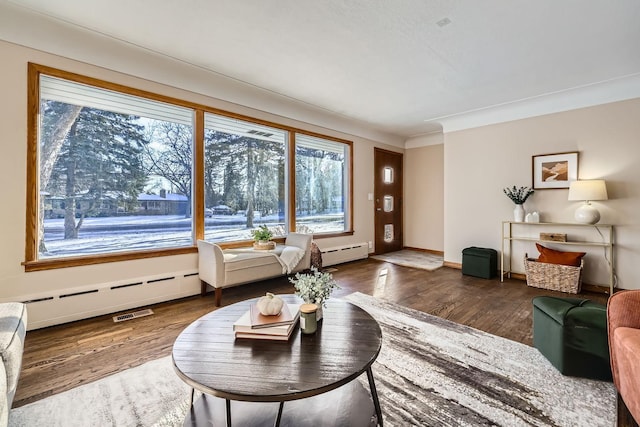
223, 252, 279, 272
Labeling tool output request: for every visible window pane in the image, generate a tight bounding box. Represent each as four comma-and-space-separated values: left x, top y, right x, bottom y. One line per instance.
384, 224, 394, 242
383, 195, 394, 212
204, 113, 287, 242
295, 134, 348, 234
38, 76, 194, 259
383, 167, 393, 184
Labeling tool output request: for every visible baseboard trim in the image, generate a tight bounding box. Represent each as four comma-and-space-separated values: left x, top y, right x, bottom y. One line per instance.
502, 272, 610, 295
443, 261, 461, 269
508, 273, 526, 281
403, 246, 444, 257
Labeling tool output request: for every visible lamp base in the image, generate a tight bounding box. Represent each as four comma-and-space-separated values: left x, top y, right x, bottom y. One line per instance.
574, 203, 600, 224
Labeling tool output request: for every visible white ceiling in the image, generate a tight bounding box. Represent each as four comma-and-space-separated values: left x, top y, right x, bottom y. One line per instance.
4, 0, 640, 140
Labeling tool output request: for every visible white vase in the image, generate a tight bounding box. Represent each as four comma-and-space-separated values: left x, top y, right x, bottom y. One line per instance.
315, 304, 323, 321
513, 204, 525, 222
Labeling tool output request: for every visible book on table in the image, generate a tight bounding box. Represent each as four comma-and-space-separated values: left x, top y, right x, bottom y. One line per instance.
249, 302, 296, 329
233, 303, 300, 340
234, 331, 293, 341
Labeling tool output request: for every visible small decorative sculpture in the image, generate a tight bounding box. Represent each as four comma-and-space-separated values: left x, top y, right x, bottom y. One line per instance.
256, 292, 284, 316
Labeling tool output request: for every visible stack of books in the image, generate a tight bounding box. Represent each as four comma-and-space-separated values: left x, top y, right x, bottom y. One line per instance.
233, 303, 300, 341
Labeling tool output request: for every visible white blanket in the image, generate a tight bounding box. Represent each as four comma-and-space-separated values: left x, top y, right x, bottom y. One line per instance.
276, 245, 305, 274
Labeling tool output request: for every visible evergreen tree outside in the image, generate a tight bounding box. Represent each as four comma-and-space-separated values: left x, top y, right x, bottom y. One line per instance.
32, 74, 350, 260
42, 101, 148, 241
203, 125, 285, 237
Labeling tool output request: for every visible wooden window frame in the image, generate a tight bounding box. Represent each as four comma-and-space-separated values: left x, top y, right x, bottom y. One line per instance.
24, 63, 353, 271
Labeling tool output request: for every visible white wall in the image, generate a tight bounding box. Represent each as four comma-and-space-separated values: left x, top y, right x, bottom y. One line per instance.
404, 144, 444, 252
443, 98, 640, 290
0, 39, 400, 327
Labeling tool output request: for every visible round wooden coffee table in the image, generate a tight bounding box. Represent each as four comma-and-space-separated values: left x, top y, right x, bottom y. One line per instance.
172, 295, 383, 426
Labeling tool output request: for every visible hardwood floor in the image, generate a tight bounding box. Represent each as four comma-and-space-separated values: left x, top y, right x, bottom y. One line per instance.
13, 259, 611, 411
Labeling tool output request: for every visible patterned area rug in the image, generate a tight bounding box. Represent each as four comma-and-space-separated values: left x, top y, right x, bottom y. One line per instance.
10, 293, 615, 426
346, 292, 616, 427
370, 249, 444, 271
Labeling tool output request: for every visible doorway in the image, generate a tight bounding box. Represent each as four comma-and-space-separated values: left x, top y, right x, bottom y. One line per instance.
374, 148, 403, 254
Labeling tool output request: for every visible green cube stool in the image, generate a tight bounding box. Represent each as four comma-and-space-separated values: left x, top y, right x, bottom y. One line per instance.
532, 296, 612, 381
461, 247, 497, 279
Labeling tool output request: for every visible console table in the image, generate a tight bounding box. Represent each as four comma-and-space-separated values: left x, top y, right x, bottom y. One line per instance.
501, 221, 615, 294
172, 295, 383, 426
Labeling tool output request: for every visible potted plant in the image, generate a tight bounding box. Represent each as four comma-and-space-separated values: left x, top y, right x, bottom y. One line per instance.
503, 185, 534, 222
289, 267, 340, 320
251, 224, 273, 244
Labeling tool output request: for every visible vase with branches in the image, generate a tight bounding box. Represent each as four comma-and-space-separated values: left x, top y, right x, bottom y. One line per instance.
289, 267, 340, 320
503, 186, 534, 222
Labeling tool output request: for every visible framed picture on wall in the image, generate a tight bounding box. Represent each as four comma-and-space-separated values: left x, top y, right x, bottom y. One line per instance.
532, 152, 578, 189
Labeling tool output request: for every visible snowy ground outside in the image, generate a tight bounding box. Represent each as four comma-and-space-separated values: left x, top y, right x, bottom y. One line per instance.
41, 213, 343, 258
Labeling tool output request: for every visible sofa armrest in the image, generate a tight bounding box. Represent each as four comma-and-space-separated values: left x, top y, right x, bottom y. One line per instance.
0, 302, 27, 426
285, 233, 313, 270
197, 240, 225, 288
0, 362, 7, 427
608, 290, 640, 331
608, 290, 640, 423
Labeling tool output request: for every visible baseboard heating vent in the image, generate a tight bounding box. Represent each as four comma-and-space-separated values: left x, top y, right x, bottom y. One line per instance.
113, 308, 154, 323
147, 276, 175, 283
110, 282, 144, 290
59, 289, 99, 299
321, 243, 368, 267
22, 296, 55, 304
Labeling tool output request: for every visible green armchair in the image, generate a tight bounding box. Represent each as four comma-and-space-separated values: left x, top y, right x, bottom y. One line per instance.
532, 296, 611, 381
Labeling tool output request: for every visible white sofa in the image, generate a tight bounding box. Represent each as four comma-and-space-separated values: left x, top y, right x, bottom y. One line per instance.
197, 233, 313, 306
0, 303, 27, 427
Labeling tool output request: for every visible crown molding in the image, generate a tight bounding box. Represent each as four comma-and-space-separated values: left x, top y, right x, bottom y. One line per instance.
430, 73, 640, 134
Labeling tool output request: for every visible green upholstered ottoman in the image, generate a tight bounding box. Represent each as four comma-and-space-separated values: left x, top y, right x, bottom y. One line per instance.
461, 247, 497, 279
532, 296, 612, 381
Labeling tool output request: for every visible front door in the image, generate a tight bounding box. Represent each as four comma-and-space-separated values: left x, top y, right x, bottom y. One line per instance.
374, 148, 403, 254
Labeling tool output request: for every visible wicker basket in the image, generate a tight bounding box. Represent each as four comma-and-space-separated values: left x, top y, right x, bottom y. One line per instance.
524, 254, 583, 294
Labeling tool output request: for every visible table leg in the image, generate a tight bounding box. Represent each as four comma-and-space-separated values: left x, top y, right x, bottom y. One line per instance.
366, 367, 383, 426
190, 388, 195, 407
273, 401, 284, 427
226, 398, 232, 427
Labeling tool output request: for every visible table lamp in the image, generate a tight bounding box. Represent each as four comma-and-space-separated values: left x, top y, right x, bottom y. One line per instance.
568, 180, 608, 224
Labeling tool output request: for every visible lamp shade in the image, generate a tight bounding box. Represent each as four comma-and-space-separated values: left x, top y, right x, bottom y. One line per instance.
568, 180, 608, 201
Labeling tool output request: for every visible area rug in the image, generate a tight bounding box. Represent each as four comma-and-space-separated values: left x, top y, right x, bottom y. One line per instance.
345, 292, 616, 427
370, 249, 444, 271
9, 293, 616, 426
9, 356, 192, 427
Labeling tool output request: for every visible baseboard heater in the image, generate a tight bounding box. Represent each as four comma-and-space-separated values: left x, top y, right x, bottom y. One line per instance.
16, 270, 199, 330
321, 243, 368, 266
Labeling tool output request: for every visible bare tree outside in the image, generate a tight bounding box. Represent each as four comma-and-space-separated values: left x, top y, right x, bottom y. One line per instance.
34, 78, 348, 260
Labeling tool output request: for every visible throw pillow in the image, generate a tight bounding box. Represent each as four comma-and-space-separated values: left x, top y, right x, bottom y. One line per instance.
310, 241, 323, 270
536, 243, 586, 267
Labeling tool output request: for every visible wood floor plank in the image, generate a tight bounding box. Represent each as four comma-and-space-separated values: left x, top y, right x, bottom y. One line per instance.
13, 259, 610, 411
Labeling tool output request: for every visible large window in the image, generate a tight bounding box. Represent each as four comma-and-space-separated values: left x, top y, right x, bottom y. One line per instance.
295, 134, 349, 234
25, 64, 352, 269
37, 75, 194, 260
204, 113, 287, 242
